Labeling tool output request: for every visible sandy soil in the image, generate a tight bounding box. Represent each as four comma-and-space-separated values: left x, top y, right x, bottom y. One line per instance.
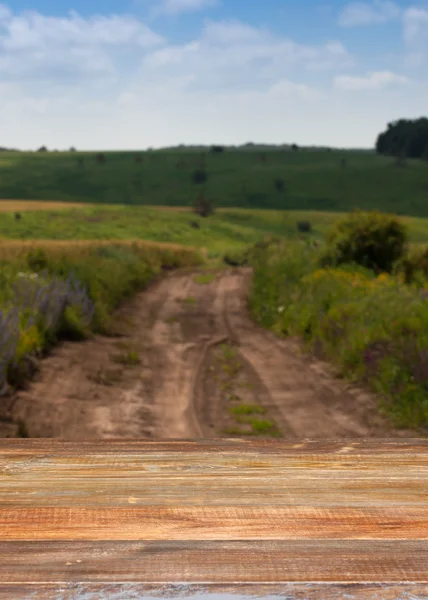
1, 268, 419, 439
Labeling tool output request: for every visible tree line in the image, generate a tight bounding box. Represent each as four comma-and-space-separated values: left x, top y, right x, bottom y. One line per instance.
376, 117, 428, 160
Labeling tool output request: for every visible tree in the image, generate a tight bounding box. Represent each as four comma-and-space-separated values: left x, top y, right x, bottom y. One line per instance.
37, 146, 48, 152
192, 169, 207, 184
194, 192, 214, 217
376, 117, 428, 159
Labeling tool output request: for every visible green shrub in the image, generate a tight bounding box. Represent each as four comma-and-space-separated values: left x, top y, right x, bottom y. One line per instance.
320, 210, 408, 273
396, 247, 428, 284
58, 305, 90, 341
27, 248, 49, 272
297, 221, 312, 233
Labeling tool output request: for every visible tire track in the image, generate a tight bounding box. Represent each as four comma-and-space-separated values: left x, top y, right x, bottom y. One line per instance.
7, 268, 419, 439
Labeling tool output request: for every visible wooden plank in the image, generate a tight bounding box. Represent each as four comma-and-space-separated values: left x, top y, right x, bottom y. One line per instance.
1, 442, 427, 510
1, 505, 427, 540
0, 583, 427, 600
1, 474, 426, 507
0, 540, 427, 583
0, 438, 427, 455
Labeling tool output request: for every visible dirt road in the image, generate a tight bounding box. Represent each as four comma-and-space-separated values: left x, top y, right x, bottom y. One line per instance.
3, 268, 417, 439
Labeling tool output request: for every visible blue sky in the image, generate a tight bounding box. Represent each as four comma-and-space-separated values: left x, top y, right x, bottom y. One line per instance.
1, 0, 427, 149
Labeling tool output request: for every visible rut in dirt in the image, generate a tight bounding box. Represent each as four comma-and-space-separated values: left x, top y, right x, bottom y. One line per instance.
4, 268, 417, 439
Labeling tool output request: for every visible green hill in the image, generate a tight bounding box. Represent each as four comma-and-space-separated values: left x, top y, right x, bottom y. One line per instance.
0, 148, 427, 217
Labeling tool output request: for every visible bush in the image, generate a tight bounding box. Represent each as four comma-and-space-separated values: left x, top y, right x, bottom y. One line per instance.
223, 250, 249, 267
192, 169, 207, 185
274, 178, 285, 192
27, 248, 49, 272
320, 210, 408, 274
396, 247, 428, 285
194, 193, 214, 217
297, 221, 312, 233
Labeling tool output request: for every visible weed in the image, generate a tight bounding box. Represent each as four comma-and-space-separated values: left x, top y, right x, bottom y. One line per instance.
194, 273, 216, 285
111, 350, 140, 366
230, 404, 267, 416
179, 296, 197, 305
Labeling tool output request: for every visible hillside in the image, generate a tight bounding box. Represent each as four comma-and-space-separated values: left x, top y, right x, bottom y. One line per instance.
0, 148, 427, 216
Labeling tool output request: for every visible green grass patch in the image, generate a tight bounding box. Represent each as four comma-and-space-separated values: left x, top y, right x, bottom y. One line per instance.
111, 350, 140, 366
179, 296, 197, 305
230, 404, 267, 416
194, 272, 216, 285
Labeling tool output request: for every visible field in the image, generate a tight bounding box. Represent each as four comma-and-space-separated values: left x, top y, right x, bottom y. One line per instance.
1, 149, 428, 438
0, 148, 427, 216
4, 203, 428, 257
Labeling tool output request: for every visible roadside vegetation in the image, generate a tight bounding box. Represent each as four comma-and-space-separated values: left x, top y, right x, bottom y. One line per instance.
0, 240, 202, 396
250, 211, 428, 432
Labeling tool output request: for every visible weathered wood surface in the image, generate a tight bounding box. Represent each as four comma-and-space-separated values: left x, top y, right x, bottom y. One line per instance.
0, 439, 427, 599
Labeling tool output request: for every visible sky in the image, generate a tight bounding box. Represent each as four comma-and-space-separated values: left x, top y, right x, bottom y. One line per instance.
0, 0, 427, 150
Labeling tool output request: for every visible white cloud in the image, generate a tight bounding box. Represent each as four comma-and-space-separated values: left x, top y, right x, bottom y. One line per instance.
142, 20, 353, 93
402, 7, 428, 68
403, 7, 428, 44
0, 4, 164, 83
334, 70, 409, 90
338, 0, 400, 26
153, 0, 218, 17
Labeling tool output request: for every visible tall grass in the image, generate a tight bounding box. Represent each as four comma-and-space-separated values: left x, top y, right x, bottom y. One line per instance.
250, 240, 428, 431
0, 240, 203, 395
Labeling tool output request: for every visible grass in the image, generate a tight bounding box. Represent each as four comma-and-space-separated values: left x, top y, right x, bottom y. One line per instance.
194, 272, 216, 284
179, 296, 197, 305
4, 205, 428, 261
229, 404, 267, 416
111, 350, 140, 366
0, 149, 428, 217
212, 343, 280, 437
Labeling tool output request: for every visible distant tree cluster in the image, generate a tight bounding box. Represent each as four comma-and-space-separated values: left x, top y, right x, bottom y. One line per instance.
376, 117, 428, 160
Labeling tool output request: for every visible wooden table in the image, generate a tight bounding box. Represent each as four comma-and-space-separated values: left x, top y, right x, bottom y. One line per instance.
0, 439, 427, 599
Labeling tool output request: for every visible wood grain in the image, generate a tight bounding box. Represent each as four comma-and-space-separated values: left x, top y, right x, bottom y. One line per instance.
1, 506, 427, 540
0, 439, 427, 598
